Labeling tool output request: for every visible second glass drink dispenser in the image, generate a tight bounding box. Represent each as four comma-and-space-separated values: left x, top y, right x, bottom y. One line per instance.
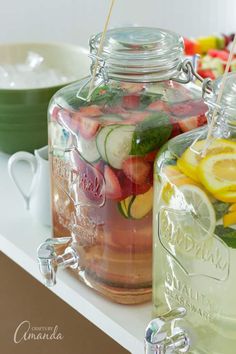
149, 73, 236, 353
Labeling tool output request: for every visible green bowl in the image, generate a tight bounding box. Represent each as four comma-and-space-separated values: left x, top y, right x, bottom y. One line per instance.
0, 42, 90, 154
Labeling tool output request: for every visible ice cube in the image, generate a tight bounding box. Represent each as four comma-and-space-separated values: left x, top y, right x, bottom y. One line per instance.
0, 51, 76, 89
26, 51, 44, 70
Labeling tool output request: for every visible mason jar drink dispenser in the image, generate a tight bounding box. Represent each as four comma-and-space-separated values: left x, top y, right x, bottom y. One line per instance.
147, 72, 236, 352
37, 27, 208, 304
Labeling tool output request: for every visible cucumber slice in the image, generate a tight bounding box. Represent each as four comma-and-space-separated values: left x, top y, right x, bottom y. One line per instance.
118, 200, 129, 218
124, 195, 134, 211
128, 187, 153, 219
96, 125, 120, 162
105, 125, 135, 169
78, 135, 100, 163
118, 190, 153, 220
118, 196, 134, 219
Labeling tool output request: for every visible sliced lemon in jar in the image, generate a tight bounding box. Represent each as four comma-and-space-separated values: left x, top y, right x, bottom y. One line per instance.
178, 184, 216, 234
198, 153, 236, 194
214, 190, 236, 203
223, 211, 236, 227
177, 139, 236, 182
229, 203, 236, 212
163, 165, 198, 186
162, 182, 175, 204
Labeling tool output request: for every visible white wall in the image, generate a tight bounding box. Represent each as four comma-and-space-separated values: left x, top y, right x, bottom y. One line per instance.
1, 0, 236, 48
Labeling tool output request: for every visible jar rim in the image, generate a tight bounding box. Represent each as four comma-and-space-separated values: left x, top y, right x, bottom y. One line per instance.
89, 27, 184, 82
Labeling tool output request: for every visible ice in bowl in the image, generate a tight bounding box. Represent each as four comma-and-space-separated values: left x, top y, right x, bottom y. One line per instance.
0, 51, 77, 89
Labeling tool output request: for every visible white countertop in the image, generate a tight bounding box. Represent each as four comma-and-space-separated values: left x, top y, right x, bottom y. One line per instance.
0, 152, 152, 354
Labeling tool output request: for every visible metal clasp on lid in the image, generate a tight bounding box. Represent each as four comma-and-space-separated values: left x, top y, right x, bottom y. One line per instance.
172, 58, 213, 97
76, 54, 109, 101
37, 237, 79, 287
145, 307, 190, 354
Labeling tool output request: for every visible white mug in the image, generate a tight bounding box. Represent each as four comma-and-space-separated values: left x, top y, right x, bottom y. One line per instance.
8, 145, 51, 226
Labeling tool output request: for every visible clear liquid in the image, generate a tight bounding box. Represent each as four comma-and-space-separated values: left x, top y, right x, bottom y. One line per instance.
153, 178, 236, 354
49, 79, 207, 304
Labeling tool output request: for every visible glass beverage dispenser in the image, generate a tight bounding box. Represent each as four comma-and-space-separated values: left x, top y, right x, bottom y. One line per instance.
37, 27, 207, 304
146, 73, 236, 353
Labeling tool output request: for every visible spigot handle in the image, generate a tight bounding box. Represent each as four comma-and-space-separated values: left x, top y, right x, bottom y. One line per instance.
37, 237, 79, 287
145, 308, 190, 354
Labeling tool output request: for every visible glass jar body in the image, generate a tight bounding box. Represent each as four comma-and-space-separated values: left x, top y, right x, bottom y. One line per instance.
153, 126, 236, 352
49, 77, 207, 304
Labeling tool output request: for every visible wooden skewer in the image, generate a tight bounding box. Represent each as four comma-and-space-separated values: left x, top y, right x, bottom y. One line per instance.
87, 0, 116, 100
202, 33, 236, 156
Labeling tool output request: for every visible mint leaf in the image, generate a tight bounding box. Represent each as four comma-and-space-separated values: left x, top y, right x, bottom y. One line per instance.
131, 112, 172, 156
91, 85, 123, 107
139, 93, 162, 109
214, 225, 236, 248
213, 201, 230, 220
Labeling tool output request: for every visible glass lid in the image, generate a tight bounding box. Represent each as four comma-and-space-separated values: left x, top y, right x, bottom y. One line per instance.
89, 27, 184, 82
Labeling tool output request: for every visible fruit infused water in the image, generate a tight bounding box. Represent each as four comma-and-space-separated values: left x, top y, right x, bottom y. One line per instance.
153, 73, 236, 352
48, 27, 207, 304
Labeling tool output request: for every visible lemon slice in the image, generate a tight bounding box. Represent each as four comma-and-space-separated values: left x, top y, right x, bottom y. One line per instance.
177, 139, 236, 182
163, 165, 198, 186
214, 190, 236, 203
179, 184, 216, 234
229, 203, 236, 212
198, 153, 236, 194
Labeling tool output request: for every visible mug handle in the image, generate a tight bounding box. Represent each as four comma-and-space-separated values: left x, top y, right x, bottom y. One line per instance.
8, 151, 37, 210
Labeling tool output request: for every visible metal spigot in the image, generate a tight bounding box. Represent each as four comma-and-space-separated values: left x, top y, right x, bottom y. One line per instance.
37, 237, 79, 287
145, 307, 190, 354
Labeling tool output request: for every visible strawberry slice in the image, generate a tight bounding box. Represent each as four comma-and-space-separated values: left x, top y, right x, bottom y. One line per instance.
122, 156, 151, 185
104, 165, 122, 200
147, 100, 169, 112
102, 105, 127, 114
129, 181, 151, 196
120, 82, 144, 93
191, 100, 208, 115
170, 100, 207, 117
122, 95, 140, 109
197, 114, 207, 127
121, 111, 150, 124
115, 170, 152, 199
77, 116, 100, 139
178, 114, 207, 133
170, 117, 181, 138
79, 105, 102, 117
178, 118, 194, 132
178, 116, 197, 132
169, 102, 193, 117
170, 121, 181, 138
144, 150, 159, 162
